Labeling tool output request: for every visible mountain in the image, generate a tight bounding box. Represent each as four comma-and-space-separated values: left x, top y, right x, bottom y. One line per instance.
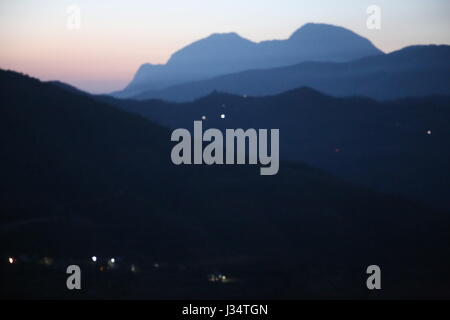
132, 45, 450, 101
2, 70, 450, 298
46, 80, 89, 96
100, 87, 450, 211
112, 23, 383, 98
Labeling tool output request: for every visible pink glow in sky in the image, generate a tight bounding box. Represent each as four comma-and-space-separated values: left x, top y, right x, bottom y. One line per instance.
1, 0, 449, 93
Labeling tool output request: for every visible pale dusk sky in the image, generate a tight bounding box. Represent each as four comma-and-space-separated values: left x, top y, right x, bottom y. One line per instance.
1, 0, 449, 93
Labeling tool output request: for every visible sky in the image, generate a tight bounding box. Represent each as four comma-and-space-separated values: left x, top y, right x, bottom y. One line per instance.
0, 0, 449, 93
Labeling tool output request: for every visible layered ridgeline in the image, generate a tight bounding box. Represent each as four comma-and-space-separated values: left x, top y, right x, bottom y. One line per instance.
112, 23, 383, 98
131, 45, 450, 101
101, 87, 450, 211
1, 70, 450, 298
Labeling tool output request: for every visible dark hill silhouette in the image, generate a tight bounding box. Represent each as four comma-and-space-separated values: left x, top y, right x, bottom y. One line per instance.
1, 70, 450, 299
99, 86, 450, 211
131, 45, 450, 101
46, 80, 89, 96
112, 23, 383, 98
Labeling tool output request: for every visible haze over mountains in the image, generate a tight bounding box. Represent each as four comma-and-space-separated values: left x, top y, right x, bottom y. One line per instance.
112, 23, 383, 98
131, 45, 450, 101
48, 23, 450, 211
111, 23, 450, 102
2, 20, 450, 299
2, 70, 450, 298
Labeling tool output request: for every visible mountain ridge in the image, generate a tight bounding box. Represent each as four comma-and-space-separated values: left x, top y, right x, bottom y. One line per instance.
2, 69, 450, 298
131, 45, 450, 101
112, 23, 383, 98
98, 80, 450, 211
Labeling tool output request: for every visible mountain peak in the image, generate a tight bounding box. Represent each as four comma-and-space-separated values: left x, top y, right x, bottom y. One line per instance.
115, 23, 384, 98
289, 23, 357, 40
206, 32, 243, 40
186, 31, 253, 48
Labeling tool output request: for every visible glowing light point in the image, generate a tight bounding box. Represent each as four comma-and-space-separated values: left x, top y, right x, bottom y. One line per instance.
202, 115, 206, 120
427, 130, 432, 135
8, 257, 14, 264
91, 256, 97, 262
110, 258, 115, 263
220, 114, 226, 119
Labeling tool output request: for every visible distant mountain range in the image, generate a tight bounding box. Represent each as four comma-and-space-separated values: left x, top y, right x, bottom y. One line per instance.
100, 86, 450, 211
2, 17, 450, 298
130, 45, 450, 101
112, 23, 383, 98
2, 70, 450, 298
